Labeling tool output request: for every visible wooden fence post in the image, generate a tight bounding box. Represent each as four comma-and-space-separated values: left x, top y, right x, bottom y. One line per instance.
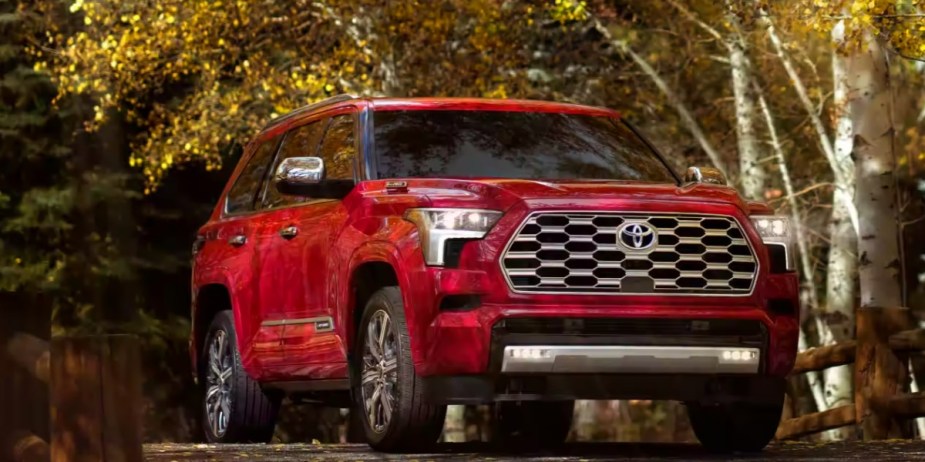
50, 335, 143, 462
1, 294, 51, 462
855, 306, 910, 439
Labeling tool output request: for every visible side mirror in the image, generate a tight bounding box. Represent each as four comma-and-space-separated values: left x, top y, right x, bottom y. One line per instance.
275, 157, 324, 195
683, 166, 727, 186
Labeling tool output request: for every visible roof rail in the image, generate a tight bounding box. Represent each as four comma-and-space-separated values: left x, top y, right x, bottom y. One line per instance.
262, 94, 356, 129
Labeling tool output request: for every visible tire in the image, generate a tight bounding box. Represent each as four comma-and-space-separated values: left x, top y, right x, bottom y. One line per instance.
687, 397, 783, 453
351, 286, 446, 452
200, 310, 280, 443
491, 401, 574, 448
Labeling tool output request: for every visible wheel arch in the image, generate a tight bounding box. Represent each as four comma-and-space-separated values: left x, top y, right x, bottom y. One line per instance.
192, 283, 234, 377
348, 260, 400, 355
345, 238, 422, 354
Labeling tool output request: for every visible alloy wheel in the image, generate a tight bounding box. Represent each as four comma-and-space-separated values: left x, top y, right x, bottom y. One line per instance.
361, 309, 398, 433
205, 329, 234, 438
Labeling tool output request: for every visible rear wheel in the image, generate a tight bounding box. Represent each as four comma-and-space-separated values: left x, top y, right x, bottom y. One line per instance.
491, 401, 574, 447
352, 286, 446, 452
687, 398, 783, 453
201, 311, 280, 443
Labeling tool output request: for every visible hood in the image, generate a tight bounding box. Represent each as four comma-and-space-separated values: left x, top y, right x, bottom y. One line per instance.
357, 178, 761, 214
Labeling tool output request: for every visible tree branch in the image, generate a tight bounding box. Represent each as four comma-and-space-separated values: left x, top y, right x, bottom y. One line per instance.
664, 0, 730, 50
758, 7, 859, 235
591, 20, 727, 175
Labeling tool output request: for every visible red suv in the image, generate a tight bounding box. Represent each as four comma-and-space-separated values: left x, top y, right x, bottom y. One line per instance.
190, 96, 798, 452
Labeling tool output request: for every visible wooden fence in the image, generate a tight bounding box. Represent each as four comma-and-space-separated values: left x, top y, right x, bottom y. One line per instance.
2, 332, 143, 462
776, 307, 925, 440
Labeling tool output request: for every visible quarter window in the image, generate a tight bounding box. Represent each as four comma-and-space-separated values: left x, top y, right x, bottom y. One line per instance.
225, 137, 280, 215
318, 114, 356, 181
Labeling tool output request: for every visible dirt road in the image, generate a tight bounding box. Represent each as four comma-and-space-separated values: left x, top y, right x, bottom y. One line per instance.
146, 440, 925, 461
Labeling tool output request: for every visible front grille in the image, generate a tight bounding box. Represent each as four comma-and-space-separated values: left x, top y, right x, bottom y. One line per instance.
497, 318, 765, 337
501, 212, 758, 295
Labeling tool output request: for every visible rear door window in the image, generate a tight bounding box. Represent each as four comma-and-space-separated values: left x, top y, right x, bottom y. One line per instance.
225, 136, 280, 215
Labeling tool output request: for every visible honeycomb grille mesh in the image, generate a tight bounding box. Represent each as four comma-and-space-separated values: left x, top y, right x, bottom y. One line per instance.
501, 212, 758, 295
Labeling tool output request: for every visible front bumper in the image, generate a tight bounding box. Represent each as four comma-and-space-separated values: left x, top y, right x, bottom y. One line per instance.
422, 307, 783, 405
417, 300, 799, 378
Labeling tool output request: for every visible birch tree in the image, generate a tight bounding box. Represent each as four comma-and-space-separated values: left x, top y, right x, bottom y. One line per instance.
758, 11, 860, 235
754, 7, 859, 429
443, 405, 466, 442
665, 0, 767, 198
725, 5, 767, 200
847, 33, 903, 311
754, 86, 832, 419
822, 19, 858, 424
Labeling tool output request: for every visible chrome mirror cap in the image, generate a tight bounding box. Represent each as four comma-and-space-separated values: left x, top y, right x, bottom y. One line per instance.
275, 156, 325, 191
683, 166, 727, 186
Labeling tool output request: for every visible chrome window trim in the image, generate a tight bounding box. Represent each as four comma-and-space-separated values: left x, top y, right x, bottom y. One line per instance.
497, 211, 761, 297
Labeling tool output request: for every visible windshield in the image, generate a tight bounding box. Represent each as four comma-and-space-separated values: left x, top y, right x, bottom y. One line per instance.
372, 110, 677, 182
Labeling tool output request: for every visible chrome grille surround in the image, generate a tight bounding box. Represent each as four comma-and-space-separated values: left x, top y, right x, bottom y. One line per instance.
500, 212, 759, 296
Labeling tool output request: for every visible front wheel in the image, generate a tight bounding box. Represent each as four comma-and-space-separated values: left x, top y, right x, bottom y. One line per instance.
352, 286, 446, 452
687, 398, 783, 453
200, 311, 280, 443
491, 401, 574, 447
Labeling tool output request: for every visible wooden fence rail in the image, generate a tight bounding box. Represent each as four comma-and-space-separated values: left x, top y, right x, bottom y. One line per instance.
3, 333, 143, 462
776, 322, 925, 441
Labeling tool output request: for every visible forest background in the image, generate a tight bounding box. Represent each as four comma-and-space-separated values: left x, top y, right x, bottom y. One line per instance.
3, 0, 925, 442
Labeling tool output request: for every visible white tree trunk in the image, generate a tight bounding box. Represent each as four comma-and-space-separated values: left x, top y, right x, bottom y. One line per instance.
758, 11, 859, 234
799, 327, 830, 415
849, 32, 903, 310
443, 405, 467, 442
573, 400, 596, 441
727, 11, 766, 200
821, 22, 857, 436
756, 87, 839, 436
754, 83, 818, 311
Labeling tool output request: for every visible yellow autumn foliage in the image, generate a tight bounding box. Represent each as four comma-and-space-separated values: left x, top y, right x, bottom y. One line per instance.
33, 0, 589, 187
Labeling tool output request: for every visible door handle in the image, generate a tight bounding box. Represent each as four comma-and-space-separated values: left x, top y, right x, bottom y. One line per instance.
279, 226, 299, 240
228, 234, 247, 247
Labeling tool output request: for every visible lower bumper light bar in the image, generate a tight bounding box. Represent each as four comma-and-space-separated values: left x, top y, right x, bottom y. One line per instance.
501, 345, 760, 374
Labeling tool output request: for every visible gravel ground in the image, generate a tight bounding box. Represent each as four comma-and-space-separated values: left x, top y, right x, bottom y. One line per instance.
146, 440, 925, 461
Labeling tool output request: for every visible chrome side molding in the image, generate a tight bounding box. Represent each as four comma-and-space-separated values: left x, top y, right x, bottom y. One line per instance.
261, 316, 334, 333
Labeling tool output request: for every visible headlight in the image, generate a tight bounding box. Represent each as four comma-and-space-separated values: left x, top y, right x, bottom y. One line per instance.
750, 215, 793, 272
404, 208, 502, 266
750, 216, 791, 243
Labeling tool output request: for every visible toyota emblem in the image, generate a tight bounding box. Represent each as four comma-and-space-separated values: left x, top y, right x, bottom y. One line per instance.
618, 222, 656, 250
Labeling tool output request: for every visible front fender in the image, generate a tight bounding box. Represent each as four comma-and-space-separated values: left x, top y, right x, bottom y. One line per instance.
343, 220, 435, 368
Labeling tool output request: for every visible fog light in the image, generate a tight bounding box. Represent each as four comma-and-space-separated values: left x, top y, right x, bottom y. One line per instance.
510, 347, 549, 359
722, 349, 759, 361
